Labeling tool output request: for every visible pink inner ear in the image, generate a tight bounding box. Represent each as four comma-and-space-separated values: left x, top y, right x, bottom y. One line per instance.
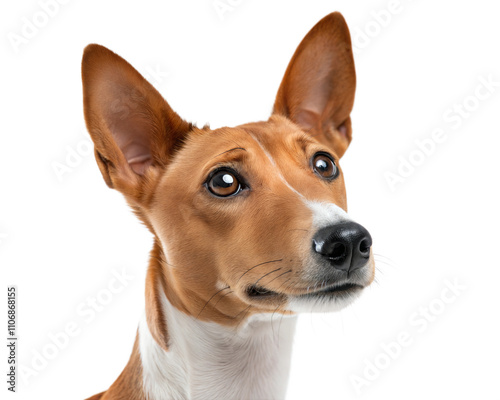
337, 123, 347, 139
295, 108, 321, 131
125, 147, 153, 174
292, 77, 331, 131
109, 111, 154, 175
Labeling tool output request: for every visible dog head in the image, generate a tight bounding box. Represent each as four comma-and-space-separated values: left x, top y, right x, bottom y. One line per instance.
81, 12, 374, 325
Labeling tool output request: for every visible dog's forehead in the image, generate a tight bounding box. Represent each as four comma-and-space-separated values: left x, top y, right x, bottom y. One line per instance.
183, 115, 313, 162
236, 115, 308, 150
236, 115, 299, 136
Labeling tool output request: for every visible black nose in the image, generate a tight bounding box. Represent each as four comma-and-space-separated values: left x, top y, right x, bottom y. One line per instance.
312, 222, 372, 273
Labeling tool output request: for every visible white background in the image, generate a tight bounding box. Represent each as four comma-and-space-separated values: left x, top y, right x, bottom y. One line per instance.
1, 0, 500, 399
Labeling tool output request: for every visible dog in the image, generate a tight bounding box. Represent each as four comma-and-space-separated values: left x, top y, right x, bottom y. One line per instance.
82, 12, 375, 400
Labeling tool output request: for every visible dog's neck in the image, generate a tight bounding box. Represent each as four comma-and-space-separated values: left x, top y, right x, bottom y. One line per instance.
138, 243, 298, 400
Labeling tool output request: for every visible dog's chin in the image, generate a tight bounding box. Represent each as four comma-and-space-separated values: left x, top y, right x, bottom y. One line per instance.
245, 281, 366, 313
286, 283, 364, 313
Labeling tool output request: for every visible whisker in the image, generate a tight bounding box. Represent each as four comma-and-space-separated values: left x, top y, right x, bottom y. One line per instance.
374, 253, 393, 259
375, 264, 385, 274
252, 267, 282, 287
280, 279, 301, 295
273, 276, 293, 294
196, 286, 230, 319
374, 254, 399, 269
374, 260, 394, 274
232, 306, 253, 332
265, 269, 292, 285
231, 305, 252, 320
236, 259, 284, 284
149, 253, 184, 272
278, 311, 286, 343
271, 303, 282, 339
212, 290, 234, 309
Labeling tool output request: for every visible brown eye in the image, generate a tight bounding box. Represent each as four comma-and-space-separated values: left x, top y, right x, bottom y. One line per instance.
207, 170, 242, 197
312, 153, 338, 180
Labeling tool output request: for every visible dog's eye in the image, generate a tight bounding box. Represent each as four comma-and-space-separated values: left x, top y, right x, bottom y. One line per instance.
312, 153, 338, 180
207, 170, 242, 197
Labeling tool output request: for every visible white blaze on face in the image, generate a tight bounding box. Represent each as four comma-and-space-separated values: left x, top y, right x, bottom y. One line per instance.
305, 200, 352, 229
246, 132, 353, 227
247, 132, 306, 200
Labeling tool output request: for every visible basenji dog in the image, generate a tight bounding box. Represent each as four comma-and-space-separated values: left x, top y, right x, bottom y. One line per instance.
82, 12, 375, 400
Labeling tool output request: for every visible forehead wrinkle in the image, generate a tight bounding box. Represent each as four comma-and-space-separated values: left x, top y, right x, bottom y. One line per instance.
209, 147, 247, 162
201, 150, 249, 179
242, 128, 306, 200
295, 131, 317, 148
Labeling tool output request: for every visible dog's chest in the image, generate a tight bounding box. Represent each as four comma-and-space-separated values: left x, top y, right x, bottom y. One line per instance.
139, 299, 297, 400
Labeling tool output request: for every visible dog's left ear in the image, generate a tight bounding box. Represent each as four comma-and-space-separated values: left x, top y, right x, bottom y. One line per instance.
273, 12, 356, 158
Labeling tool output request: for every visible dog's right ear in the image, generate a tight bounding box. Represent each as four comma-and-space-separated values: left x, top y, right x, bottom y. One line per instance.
81, 44, 191, 194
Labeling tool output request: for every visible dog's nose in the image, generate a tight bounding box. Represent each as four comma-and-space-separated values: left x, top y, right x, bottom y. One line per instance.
312, 222, 372, 273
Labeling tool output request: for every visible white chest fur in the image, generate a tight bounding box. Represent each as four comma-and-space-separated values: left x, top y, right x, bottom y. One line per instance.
139, 295, 298, 400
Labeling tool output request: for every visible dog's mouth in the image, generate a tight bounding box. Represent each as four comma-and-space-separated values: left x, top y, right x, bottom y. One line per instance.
246, 281, 363, 300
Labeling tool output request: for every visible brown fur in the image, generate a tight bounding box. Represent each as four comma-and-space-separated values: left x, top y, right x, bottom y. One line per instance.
92, 334, 144, 400
82, 12, 372, 398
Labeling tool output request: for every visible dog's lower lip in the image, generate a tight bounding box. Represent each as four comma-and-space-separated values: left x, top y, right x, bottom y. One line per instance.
246, 282, 363, 298
246, 285, 276, 298
316, 282, 362, 294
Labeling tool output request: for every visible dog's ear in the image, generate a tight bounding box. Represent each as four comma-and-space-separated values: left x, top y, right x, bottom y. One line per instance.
81, 44, 191, 193
273, 12, 356, 158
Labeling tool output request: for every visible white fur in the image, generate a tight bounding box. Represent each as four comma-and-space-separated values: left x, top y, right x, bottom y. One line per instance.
138, 313, 189, 399
287, 287, 363, 313
305, 200, 351, 229
139, 292, 298, 400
